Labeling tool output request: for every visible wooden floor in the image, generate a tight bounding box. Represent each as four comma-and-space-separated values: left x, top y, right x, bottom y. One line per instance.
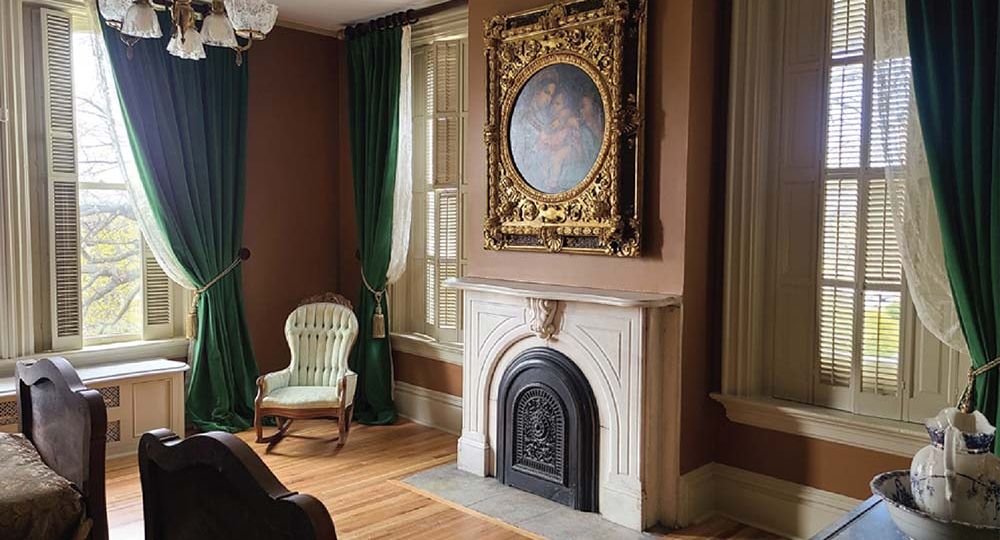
106, 419, 781, 539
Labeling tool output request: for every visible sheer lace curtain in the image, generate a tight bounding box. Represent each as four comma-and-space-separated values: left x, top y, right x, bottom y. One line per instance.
386, 25, 412, 284
85, 2, 197, 292
874, 0, 965, 352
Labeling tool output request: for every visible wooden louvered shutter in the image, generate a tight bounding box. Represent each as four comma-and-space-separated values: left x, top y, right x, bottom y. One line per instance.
41, 9, 81, 352
433, 41, 460, 185
141, 242, 173, 339
426, 39, 463, 343
395, 36, 465, 344
769, 0, 828, 403
815, 0, 903, 417
433, 40, 461, 340
435, 190, 459, 339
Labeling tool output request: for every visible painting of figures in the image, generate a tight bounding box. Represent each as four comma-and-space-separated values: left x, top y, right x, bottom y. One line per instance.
508, 63, 605, 195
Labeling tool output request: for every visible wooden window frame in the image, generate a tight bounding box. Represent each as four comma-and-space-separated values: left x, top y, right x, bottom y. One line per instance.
390, 9, 468, 364
16, 2, 190, 358
712, 0, 968, 457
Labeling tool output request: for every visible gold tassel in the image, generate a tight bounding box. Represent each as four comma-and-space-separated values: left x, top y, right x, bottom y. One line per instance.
185, 292, 201, 340
372, 294, 386, 339
182, 249, 251, 341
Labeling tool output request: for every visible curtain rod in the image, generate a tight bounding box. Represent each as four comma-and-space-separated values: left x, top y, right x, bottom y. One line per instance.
344, 0, 467, 39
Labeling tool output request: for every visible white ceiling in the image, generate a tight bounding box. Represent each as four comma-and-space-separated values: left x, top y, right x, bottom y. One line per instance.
271, 0, 449, 32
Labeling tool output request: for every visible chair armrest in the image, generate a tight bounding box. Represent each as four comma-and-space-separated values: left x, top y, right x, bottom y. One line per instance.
259, 369, 291, 396
339, 370, 358, 408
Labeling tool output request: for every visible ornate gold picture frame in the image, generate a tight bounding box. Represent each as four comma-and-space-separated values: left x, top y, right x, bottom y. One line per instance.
483, 0, 646, 256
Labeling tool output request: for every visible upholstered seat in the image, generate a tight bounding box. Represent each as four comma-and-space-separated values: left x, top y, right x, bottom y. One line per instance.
254, 293, 359, 449
261, 386, 341, 409
0, 433, 88, 540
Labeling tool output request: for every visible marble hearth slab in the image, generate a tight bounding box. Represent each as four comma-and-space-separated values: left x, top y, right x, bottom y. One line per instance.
402, 463, 657, 540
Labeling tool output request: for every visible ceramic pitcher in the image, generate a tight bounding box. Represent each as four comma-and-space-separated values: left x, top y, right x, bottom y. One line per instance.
910, 407, 1000, 525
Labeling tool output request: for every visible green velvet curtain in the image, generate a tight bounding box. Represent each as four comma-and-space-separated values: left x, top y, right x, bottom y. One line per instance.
346, 28, 402, 425
100, 12, 258, 432
907, 0, 1000, 429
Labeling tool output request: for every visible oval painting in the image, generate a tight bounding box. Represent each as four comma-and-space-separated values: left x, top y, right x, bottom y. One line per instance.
509, 63, 605, 195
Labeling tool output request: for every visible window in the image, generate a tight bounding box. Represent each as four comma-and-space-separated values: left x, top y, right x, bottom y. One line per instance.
717, 0, 968, 447
74, 30, 144, 343
391, 27, 467, 355
29, 9, 178, 352
815, 0, 912, 414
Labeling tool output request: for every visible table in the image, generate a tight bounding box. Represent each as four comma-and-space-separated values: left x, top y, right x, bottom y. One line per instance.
811, 496, 908, 539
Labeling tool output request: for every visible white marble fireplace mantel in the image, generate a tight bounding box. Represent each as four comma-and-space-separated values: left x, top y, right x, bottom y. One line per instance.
446, 276, 682, 308
446, 276, 684, 531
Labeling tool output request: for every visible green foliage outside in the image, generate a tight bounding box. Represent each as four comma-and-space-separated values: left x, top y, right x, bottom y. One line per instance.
73, 31, 142, 339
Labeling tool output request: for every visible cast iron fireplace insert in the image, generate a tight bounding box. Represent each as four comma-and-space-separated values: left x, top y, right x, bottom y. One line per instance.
497, 347, 598, 511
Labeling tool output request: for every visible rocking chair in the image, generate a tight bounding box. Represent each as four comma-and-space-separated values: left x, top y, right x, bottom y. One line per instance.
254, 293, 358, 449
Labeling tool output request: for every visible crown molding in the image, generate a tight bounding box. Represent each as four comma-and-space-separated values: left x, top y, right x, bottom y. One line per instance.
274, 19, 341, 38
411, 5, 467, 44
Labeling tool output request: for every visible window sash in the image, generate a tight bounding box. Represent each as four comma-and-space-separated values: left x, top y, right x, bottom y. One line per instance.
815, 0, 906, 419
393, 37, 466, 347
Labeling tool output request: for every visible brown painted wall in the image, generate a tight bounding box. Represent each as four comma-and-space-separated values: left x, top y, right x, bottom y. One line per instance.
395, 351, 464, 396
678, 0, 728, 474
243, 27, 345, 375
718, 423, 910, 500
466, 0, 693, 295
335, 45, 361, 309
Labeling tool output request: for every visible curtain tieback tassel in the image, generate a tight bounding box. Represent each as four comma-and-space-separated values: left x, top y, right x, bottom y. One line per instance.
186, 248, 251, 339
361, 271, 387, 339
957, 356, 1000, 414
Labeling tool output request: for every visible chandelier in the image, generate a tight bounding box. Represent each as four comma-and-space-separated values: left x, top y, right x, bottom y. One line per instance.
98, 0, 278, 65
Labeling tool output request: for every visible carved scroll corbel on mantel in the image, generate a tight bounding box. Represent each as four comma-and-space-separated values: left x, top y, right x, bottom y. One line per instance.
526, 298, 560, 340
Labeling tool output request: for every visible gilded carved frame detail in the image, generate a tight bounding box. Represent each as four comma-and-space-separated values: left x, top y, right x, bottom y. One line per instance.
483, 0, 647, 256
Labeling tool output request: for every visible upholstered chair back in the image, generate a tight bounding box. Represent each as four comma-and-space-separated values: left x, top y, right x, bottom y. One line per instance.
284, 299, 358, 388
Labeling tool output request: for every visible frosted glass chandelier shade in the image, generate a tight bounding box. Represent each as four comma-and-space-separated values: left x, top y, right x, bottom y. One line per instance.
201, 12, 238, 48
101, 0, 277, 62
167, 26, 207, 60
121, 1, 162, 38
224, 0, 278, 39
98, 0, 131, 24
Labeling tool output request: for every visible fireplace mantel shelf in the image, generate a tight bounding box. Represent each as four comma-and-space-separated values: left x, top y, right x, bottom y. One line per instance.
446, 276, 682, 309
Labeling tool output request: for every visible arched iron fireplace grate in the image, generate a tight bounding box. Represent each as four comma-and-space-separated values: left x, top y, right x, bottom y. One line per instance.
497, 347, 598, 511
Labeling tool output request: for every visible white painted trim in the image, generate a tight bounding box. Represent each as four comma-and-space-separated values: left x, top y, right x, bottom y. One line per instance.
0, 358, 189, 397
25, 0, 88, 15
1, 360, 188, 458
0, 0, 35, 361
394, 381, 462, 435
411, 6, 467, 46
0, 338, 190, 378
446, 276, 682, 308
275, 19, 341, 37
391, 332, 463, 365
720, 0, 784, 397
292, 5, 468, 41
676, 462, 717, 526
678, 463, 861, 540
712, 393, 926, 457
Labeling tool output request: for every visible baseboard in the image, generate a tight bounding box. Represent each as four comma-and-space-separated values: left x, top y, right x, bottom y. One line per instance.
678, 463, 860, 539
394, 381, 462, 435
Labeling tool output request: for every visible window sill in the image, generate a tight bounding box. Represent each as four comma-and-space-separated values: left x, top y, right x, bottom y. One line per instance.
390, 333, 463, 365
0, 337, 190, 378
710, 393, 928, 457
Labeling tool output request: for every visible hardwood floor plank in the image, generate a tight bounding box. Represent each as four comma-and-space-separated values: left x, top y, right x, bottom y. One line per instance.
105, 419, 779, 539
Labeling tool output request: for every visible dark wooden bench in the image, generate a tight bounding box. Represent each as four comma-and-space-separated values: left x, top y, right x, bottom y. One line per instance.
139, 429, 337, 539
17, 357, 109, 540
